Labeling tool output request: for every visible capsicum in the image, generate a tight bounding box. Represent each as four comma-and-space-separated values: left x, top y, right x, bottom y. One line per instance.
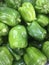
9, 25, 28, 49
24, 47, 47, 65
0, 7, 21, 26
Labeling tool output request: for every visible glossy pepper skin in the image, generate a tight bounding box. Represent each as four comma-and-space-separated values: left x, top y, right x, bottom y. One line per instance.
0, 47, 13, 65
0, 22, 9, 36
9, 25, 28, 49
35, 0, 49, 14
4, 0, 21, 9
19, 2, 36, 22
27, 21, 47, 41
24, 47, 47, 65
42, 41, 49, 60
0, 7, 21, 26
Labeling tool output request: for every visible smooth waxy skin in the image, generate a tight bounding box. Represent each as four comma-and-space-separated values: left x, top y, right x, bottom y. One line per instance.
0, 47, 13, 65
0, 7, 21, 26
43, 41, 49, 60
35, 0, 49, 14
24, 47, 47, 65
9, 25, 28, 49
19, 2, 36, 22
5, 0, 21, 9
37, 14, 49, 27
27, 21, 47, 40
0, 22, 8, 36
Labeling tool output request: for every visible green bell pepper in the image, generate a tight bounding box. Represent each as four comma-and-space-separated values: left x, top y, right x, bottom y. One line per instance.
37, 14, 49, 27
19, 2, 36, 22
9, 25, 28, 49
42, 41, 49, 60
4, 0, 21, 9
0, 7, 21, 26
0, 47, 13, 65
27, 21, 47, 41
24, 47, 47, 65
35, 0, 49, 14
0, 22, 9, 36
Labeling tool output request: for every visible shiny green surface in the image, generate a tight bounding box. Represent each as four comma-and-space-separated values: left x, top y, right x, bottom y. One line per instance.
27, 21, 47, 40
0, 47, 13, 65
37, 14, 49, 27
24, 47, 47, 65
0, 0, 49, 65
35, 0, 49, 14
0, 7, 21, 26
19, 2, 36, 22
9, 25, 28, 49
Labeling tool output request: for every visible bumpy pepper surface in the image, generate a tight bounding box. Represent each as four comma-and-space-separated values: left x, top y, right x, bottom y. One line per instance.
27, 21, 47, 40
35, 0, 49, 14
0, 7, 21, 26
4, 0, 21, 9
42, 41, 49, 60
37, 14, 49, 27
0, 22, 9, 36
24, 47, 47, 65
9, 25, 28, 49
0, 47, 13, 65
19, 2, 36, 22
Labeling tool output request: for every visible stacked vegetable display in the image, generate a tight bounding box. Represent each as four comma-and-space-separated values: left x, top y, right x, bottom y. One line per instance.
0, 0, 49, 65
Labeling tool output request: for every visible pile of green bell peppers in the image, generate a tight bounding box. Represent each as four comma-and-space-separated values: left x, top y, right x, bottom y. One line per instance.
0, 0, 49, 65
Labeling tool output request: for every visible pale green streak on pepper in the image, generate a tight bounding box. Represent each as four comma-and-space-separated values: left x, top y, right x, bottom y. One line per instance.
24, 47, 47, 65
19, 2, 36, 22
9, 25, 28, 49
0, 7, 21, 26
0, 22, 8, 36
